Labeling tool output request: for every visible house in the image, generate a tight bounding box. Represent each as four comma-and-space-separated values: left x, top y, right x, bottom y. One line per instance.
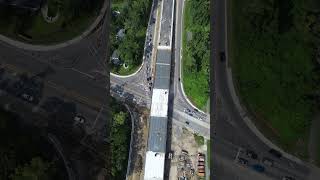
116, 28, 125, 40
111, 50, 121, 65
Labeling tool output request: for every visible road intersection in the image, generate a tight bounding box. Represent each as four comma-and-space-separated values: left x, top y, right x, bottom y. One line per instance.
1, 0, 319, 179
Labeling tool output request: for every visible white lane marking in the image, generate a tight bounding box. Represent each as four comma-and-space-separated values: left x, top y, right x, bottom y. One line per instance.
156, 62, 171, 66
234, 147, 242, 163
71, 68, 95, 79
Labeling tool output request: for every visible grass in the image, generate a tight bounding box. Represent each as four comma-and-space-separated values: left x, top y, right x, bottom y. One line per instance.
229, 0, 319, 157
0, 1, 102, 44
25, 13, 95, 44
47, 0, 59, 17
182, 0, 209, 111
111, 63, 141, 76
193, 133, 204, 146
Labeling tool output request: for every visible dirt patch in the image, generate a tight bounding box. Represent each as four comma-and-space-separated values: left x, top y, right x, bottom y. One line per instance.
127, 108, 149, 180
169, 123, 207, 180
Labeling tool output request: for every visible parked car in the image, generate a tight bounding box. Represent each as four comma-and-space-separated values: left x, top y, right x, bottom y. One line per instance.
262, 157, 274, 166
181, 150, 188, 155
184, 108, 191, 113
238, 158, 248, 165
282, 176, 295, 180
197, 117, 203, 121
246, 150, 258, 159
21, 93, 34, 102
269, 149, 282, 158
252, 164, 265, 172
167, 151, 174, 159
74, 115, 85, 124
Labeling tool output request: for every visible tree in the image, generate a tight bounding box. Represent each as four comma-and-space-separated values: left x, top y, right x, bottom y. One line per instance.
10, 157, 51, 180
113, 111, 128, 126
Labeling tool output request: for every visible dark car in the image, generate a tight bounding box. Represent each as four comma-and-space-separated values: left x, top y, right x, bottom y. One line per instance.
220, 52, 226, 62
269, 149, 282, 158
0, 68, 4, 79
246, 150, 258, 159
282, 176, 295, 180
252, 164, 265, 172
238, 158, 248, 165
185, 121, 190, 125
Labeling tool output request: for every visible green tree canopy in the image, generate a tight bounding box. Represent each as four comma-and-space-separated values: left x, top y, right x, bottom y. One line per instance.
10, 157, 51, 180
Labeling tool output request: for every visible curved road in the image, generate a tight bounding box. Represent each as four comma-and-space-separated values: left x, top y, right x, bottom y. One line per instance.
212, 0, 320, 179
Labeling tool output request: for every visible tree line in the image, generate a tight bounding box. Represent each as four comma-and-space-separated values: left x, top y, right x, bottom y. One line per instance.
110, 0, 152, 72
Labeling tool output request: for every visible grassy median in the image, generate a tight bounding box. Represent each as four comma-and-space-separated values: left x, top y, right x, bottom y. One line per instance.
230, 0, 320, 158
182, 0, 209, 111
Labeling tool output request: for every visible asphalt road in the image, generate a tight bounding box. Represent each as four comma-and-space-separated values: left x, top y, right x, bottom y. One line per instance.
0, 7, 110, 144
212, 0, 317, 179
108, 0, 211, 139
172, 0, 210, 138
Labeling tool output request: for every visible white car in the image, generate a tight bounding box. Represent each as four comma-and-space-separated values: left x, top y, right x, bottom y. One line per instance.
74, 115, 85, 124
21, 93, 34, 102
197, 117, 203, 121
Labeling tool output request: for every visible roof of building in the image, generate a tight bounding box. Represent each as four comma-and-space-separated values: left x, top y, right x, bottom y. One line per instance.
116, 28, 125, 39
147, 116, 167, 152
144, 151, 165, 180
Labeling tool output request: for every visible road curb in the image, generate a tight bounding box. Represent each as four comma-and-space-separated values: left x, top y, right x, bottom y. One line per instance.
110, 60, 144, 78
225, 67, 304, 165
111, 0, 158, 78
178, 0, 208, 115
0, 0, 108, 51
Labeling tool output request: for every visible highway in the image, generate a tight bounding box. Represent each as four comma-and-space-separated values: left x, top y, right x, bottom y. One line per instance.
2, 0, 317, 179
212, 0, 320, 179
109, 0, 210, 139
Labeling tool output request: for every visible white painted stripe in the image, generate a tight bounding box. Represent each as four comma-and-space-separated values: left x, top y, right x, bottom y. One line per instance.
156, 62, 170, 66
234, 147, 242, 163
157, 45, 171, 50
